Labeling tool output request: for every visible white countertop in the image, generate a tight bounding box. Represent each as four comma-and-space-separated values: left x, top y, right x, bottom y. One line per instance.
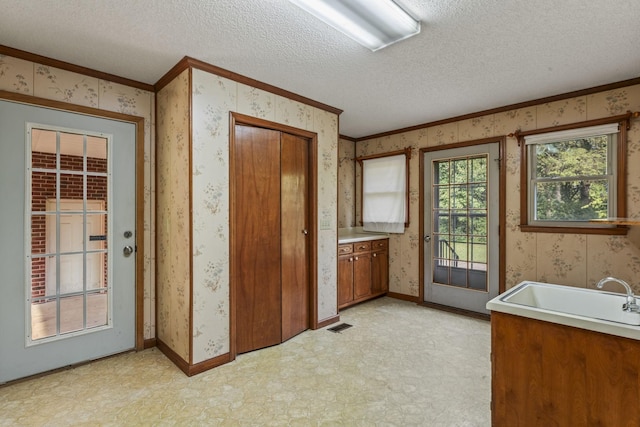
338, 227, 389, 244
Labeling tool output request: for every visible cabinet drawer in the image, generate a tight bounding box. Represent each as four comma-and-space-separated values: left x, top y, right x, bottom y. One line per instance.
353, 241, 371, 253
338, 244, 353, 255
371, 239, 388, 250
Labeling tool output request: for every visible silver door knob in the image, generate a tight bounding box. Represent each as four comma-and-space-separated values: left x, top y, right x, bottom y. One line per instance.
302, 229, 308, 235
424, 235, 431, 242
123, 245, 134, 257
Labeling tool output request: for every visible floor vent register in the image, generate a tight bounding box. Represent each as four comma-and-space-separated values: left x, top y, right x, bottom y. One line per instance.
327, 323, 353, 333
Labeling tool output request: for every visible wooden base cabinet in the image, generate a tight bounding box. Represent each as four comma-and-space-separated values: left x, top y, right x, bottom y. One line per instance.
492, 312, 640, 426
338, 239, 388, 309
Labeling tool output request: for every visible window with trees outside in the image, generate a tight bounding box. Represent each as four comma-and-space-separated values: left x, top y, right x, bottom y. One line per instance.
518, 116, 630, 235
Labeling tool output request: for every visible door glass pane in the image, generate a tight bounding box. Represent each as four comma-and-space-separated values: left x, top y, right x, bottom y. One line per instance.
59, 132, 84, 172
30, 256, 47, 299
469, 184, 486, 209
451, 159, 467, 184
431, 155, 488, 291
86, 214, 107, 250
59, 253, 84, 294
30, 298, 56, 340
87, 291, 108, 329
86, 253, 105, 290
28, 126, 110, 343
31, 128, 56, 170
31, 171, 56, 212
87, 136, 107, 173
470, 157, 487, 182
451, 185, 468, 209
60, 295, 85, 334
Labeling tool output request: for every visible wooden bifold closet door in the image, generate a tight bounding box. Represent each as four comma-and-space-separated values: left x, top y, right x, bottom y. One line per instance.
233, 124, 310, 354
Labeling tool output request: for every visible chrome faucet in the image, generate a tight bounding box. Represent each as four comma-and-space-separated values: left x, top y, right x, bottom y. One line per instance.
596, 277, 640, 312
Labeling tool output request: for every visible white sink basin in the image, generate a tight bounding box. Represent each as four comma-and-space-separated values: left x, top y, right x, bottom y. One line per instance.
487, 281, 640, 340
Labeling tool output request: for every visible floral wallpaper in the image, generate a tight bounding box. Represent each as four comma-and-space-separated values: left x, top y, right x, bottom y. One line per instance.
190, 69, 339, 364
338, 137, 355, 228
0, 53, 156, 340
156, 70, 191, 361
343, 84, 640, 297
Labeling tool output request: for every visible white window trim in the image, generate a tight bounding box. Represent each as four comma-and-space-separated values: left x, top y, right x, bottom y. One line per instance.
524, 123, 619, 146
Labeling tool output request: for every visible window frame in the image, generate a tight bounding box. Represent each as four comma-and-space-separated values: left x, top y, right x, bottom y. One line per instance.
518, 114, 631, 235
356, 147, 411, 228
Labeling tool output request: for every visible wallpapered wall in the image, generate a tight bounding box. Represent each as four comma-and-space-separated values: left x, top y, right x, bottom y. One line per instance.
338, 138, 355, 229
342, 84, 640, 296
156, 67, 339, 365
156, 70, 191, 360
0, 54, 156, 340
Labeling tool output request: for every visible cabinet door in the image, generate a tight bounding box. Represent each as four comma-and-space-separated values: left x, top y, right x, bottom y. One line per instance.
353, 253, 372, 299
371, 250, 389, 294
338, 255, 354, 307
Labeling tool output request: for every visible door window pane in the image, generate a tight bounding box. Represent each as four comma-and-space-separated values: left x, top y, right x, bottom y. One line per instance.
30, 298, 56, 340
431, 155, 488, 291
59, 132, 84, 172
87, 292, 108, 329
28, 126, 110, 343
87, 136, 107, 173
60, 295, 85, 334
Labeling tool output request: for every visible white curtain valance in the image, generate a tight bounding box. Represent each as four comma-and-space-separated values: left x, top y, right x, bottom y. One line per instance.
362, 154, 406, 233
524, 123, 619, 146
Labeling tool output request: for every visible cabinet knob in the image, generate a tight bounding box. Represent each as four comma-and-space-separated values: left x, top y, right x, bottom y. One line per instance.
373, 253, 377, 257
349, 257, 353, 262
355, 256, 359, 261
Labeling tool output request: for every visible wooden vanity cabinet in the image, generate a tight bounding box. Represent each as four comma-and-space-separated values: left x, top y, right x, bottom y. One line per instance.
492, 312, 640, 426
371, 240, 389, 294
338, 239, 388, 309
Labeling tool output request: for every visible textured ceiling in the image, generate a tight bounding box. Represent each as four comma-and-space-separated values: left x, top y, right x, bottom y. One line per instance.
1, 0, 639, 138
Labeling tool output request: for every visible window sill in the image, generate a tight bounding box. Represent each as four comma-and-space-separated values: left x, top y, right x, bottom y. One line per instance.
519, 224, 628, 235
590, 218, 640, 226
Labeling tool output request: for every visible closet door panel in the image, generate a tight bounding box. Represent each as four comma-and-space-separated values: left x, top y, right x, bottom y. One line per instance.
280, 133, 310, 342
234, 125, 282, 354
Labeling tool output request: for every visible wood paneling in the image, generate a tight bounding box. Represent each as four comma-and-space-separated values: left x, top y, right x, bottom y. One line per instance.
234, 125, 282, 354
492, 312, 640, 427
281, 133, 310, 342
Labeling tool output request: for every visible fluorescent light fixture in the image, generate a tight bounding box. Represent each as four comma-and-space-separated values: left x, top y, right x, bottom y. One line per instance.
289, 0, 420, 51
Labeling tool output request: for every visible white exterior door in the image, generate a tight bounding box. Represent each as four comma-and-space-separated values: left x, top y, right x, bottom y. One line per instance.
423, 143, 499, 314
0, 100, 136, 383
